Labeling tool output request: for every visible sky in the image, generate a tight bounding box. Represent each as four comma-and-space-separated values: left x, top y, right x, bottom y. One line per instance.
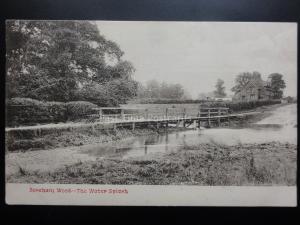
96, 21, 297, 99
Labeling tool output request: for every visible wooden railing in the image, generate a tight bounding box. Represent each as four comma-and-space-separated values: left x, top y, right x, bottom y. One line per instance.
87, 107, 230, 123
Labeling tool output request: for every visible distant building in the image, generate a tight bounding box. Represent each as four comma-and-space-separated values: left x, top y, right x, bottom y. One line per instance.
233, 77, 273, 101
281, 96, 294, 103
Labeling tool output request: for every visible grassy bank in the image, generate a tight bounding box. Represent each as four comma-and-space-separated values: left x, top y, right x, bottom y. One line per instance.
6, 127, 188, 152
7, 141, 296, 185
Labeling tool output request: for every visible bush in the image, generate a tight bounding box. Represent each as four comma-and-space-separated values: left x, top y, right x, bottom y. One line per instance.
65, 101, 98, 121
6, 98, 67, 126
6, 98, 100, 126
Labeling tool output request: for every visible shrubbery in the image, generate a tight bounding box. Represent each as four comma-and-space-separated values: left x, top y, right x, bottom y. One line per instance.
199, 100, 281, 112
6, 98, 67, 126
65, 101, 98, 121
6, 98, 98, 127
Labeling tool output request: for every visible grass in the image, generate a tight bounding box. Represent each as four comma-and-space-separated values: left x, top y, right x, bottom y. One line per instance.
7, 141, 297, 185
6, 127, 180, 152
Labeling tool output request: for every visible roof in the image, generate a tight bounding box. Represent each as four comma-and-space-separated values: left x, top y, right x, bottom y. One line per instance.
242, 77, 271, 90
244, 78, 264, 89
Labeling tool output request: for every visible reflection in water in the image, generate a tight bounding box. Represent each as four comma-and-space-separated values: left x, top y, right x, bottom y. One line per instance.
78, 104, 297, 159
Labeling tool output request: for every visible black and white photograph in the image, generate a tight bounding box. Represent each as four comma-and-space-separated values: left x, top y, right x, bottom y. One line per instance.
5, 20, 297, 206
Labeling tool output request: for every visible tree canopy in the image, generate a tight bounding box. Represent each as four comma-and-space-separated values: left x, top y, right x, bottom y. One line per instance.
231, 71, 262, 93
6, 20, 137, 105
268, 73, 286, 99
136, 80, 187, 100
213, 79, 226, 98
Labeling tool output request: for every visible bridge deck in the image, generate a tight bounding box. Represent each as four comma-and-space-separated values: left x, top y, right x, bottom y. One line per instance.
5, 111, 260, 132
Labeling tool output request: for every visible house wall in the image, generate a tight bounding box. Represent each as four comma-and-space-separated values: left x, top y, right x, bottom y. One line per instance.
233, 87, 272, 101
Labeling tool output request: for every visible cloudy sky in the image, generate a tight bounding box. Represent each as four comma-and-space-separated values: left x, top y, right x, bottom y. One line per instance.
97, 21, 297, 98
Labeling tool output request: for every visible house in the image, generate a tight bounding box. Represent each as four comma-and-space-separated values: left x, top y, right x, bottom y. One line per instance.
281, 96, 294, 103
233, 77, 273, 101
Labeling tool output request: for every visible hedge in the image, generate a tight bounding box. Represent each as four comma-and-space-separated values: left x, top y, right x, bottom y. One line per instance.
65, 101, 98, 121
6, 98, 67, 126
6, 98, 282, 127
199, 99, 281, 112
6, 98, 98, 127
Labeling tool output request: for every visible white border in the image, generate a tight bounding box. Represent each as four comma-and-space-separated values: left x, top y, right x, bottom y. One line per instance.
6, 183, 297, 206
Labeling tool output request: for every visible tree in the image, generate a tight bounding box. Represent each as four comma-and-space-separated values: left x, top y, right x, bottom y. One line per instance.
231, 71, 261, 93
136, 80, 187, 100
6, 20, 137, 105
144, 80, 160, 98
268, 73, 286, 99
213, 79, 226, 98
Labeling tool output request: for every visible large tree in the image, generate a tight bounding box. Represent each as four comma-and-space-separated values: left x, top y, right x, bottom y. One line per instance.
231, 71, 262, 93
268, 73, 286, 99
6, 20, 137, 105
213, 79, 226, 98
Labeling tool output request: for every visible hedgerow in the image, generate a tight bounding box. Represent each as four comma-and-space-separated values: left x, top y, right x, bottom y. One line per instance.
6, 98, 97, 126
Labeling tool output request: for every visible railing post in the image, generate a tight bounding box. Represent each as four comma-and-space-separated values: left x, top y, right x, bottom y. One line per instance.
183, 108, 186, 127
165, 108, 169, 128
99, 109, 102, 121
218, 108, 221, 127
121, 109, 125, 120
145, 109, 148, 120
198, 106, 201, 129
198, 105, 201, 118
227, 108, 230, 126
208, 109, 211, 127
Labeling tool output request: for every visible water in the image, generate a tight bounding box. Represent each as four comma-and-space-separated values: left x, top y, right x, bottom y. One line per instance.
79, 104, 297, 159
6, 104, 297, 174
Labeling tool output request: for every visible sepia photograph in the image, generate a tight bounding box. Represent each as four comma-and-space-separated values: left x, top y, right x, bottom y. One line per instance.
5, 20, 297, 205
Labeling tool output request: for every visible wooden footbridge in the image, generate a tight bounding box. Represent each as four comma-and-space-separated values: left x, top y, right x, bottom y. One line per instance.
89, 107, 232, 130
5, 106, 260, 134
